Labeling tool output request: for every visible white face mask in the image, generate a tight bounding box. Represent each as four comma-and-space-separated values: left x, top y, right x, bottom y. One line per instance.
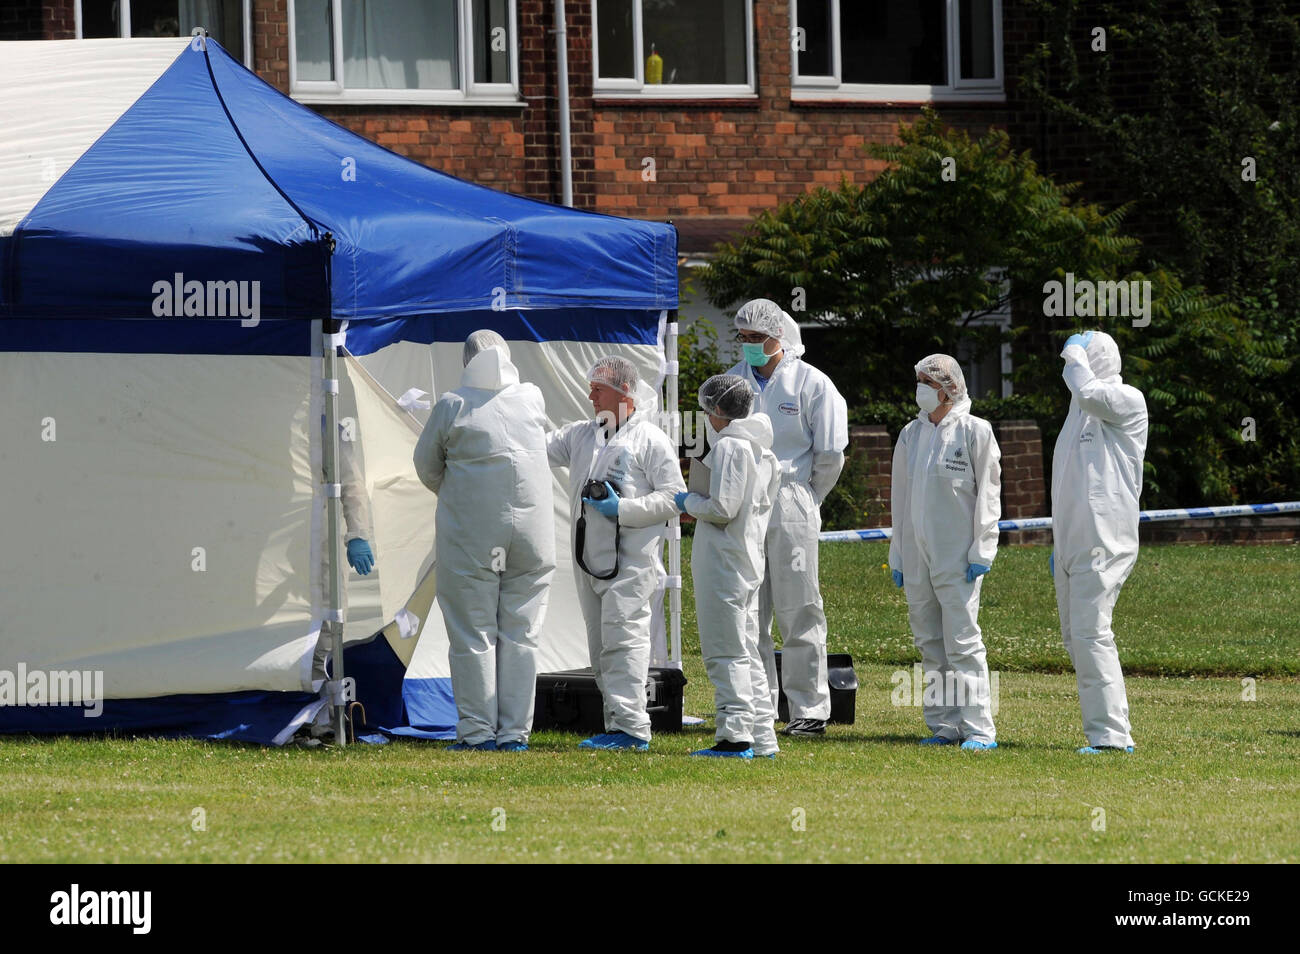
916, 383, 942, 413
705, 418, 722, 443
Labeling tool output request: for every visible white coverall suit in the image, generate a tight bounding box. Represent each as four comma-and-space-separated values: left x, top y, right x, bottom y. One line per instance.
726, 353, 848, 720
1051, 334, 1148, 748
413, 348, 557, 746
888, 399, 1002, 743
548, 412, 685, 742
683, 414, 782, 755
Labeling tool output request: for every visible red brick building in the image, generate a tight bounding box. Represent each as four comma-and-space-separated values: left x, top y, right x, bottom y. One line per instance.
8, 1, 1032, 254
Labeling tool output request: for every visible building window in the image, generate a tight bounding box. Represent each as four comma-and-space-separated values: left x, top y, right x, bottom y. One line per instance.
76, 1, 252, 65
594, 0, 755, 98
289, 0, 520, 105
792, 0, 1002, 101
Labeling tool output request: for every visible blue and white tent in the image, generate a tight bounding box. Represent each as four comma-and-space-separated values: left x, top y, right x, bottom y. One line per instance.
0, 37, 678, 744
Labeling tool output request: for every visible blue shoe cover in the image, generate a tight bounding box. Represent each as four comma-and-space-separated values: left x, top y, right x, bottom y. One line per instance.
578, 733, 613, 749
960, 739, 998, 751
918, 735, 957, 746
601, 731, 649, 751
691, 746, 755, 759
1078, 744, 1134, 754
447, 740, 497, 751
497, 741, 529, 752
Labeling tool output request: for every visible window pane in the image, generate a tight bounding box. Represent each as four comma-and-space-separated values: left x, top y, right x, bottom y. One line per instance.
642, 0, 748, 86
130, 0, 181, 36
796, 0, 832, 77
472, 0, 511, 84
841, 0, 947, 85
343, 0, 458, 90
81, 0, 121, 37
960, 0, 995, 79
596, 0, 635, 79
295, 0, 335, 81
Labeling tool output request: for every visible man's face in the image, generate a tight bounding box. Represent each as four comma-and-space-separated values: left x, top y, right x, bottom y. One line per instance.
589, 381, 631, 423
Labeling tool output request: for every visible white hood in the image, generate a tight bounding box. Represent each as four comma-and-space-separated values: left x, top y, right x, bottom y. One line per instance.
459, 346, 520, 391
722, 412, 775, 449
1085, 331, 1123, 381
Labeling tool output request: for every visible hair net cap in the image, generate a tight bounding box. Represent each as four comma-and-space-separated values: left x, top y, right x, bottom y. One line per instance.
463, 329, 510, 366
734, 298, 787, 340
1085, 331, 1122, 379
698, 373, 754, 421
588, 355, 640, 398
914, 353, 968, 402
780, 311, 805, 358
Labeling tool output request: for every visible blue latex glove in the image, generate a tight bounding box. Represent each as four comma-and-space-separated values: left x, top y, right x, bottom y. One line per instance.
347, 538, 374, 575
585, 481, 621, 518
1049, 551, 1055, 577
892, 569, 904, 588
1064, 331, 1094, 351
674, 491, 690, 512
966, 562, 991, 583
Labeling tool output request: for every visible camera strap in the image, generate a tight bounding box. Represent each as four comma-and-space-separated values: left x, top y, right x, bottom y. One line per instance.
575, 502, 619, 580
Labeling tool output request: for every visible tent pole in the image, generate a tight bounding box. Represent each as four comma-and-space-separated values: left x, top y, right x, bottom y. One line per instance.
666, 310, 682, 667
322, 321, 348, 746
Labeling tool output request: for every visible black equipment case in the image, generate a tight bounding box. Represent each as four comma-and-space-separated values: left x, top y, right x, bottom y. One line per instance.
534, 667, 688, 734
774, 651, 857, 724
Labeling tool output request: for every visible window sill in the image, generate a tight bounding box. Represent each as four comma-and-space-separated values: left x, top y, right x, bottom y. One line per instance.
593, 94, 761, 109
790, 88, 1006, 107
292, 92, 527, 108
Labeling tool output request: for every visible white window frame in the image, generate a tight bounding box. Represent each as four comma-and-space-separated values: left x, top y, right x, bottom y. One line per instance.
74, 0, 254, 66
288, 0, 523, 106
790, 0, 1004, 103
592, 0, 756, 99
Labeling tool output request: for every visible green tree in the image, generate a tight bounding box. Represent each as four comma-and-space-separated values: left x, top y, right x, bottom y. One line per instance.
1017, 0, 1300, 502
700, 109, 1286, 507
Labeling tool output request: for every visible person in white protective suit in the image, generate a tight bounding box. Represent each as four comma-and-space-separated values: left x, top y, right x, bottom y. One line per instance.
1050, 330, 1147, 754
313, 372, 377, 684
888, 354, 1001, 750
676, 374, 782, 759
413, 330, 557, 752
727, 300, 849, 737
547, 356, 685, 751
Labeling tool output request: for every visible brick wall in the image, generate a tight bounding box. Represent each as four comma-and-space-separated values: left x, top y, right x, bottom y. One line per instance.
848, 424, 891, 527
589, 0, 1031, 219
42, 0, 74, 38
996, 419, 1049, 545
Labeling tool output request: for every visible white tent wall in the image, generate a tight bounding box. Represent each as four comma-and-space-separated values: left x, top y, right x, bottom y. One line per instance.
348, 323, 672, 689
0, 350, 320, 698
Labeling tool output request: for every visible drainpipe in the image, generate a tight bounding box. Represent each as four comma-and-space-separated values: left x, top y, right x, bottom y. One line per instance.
555, 0, 573, 206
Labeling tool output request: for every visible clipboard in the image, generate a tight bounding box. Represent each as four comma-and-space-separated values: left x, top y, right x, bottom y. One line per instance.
688, 458, 712, 497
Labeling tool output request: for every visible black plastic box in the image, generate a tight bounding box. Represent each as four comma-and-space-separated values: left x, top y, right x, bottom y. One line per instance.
774, 651, 858, 724
533, 666, 688, 734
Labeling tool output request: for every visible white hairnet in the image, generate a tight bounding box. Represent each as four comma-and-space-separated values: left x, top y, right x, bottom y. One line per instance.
698, 373, 753, 420
463, 329, 510, 366
588, 355, 640, 398
735, 298, 787, 340
1085, 331, 1122, 379
781, 311, 805, 358
914, 353, 968, 402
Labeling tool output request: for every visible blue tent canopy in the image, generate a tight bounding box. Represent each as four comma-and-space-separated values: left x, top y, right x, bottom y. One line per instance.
1, 37, 677, 345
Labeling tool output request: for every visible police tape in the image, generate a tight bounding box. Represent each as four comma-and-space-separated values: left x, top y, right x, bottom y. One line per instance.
818, 500, 1300, 543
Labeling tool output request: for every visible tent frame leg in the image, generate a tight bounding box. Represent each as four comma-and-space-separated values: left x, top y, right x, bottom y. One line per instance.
322, 322, 348, 746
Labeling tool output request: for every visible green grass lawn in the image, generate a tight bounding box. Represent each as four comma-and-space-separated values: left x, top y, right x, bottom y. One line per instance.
2, 543, 1297, 863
